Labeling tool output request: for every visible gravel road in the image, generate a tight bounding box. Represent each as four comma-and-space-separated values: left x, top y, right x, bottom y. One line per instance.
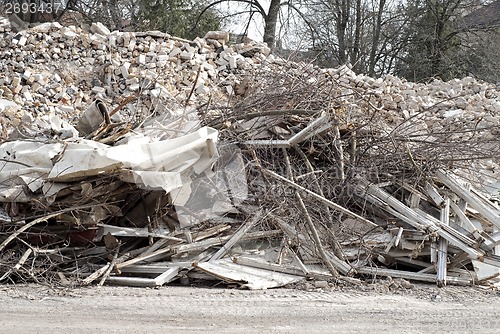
1, 283, 499, 333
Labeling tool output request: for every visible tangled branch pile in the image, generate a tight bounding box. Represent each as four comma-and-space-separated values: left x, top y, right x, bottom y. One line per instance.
1, 18, 499, 288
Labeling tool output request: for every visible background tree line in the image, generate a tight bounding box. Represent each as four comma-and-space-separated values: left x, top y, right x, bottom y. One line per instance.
44, 0, 500, 83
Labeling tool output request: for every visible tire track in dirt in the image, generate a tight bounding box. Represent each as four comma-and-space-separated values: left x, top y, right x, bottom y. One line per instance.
1, 284, 499, 333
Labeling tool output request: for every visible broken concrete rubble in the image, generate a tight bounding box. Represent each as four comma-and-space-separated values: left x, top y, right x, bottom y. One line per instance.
0, 18, 499, 290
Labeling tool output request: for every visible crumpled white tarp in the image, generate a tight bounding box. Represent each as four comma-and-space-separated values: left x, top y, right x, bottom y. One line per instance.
0, 126, 218, 202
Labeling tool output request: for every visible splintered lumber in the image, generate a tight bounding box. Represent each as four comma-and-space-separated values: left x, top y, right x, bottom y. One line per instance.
325, 252, 353, 275
424, 182, 445, 207
115, 246, 174, 269
115, 229, 282, 269
153, 267, 181, 286
175, 230, 282, 254
119, 263, 191, 274
1, 12, 500, 291
358, 180, 430, 231
209, 211, 263, 261
263, 169, 378, 228
356, 266, 472, 285
394, 227, 404, 247
98, 224, 184, 241
414, 208, 478, 248
98, 243, 121, 286
449, 200, 484, 237
361, 191, 426, 230
358, 179, 484, 259
83, 263, 111, 285
105, 267, 180, 287
436, 169, 500, 228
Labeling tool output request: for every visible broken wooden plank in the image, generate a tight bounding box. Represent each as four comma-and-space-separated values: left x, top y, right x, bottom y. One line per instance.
414, 208, 478, 248
358, 180, 432, 231
120, 262, 191, 274
83, 263, 111, 285
436, 169, 500, 228
361, 191, 426, 230
394, 227, 404, 247
325, 251, 354, 275
104, 267, 180, 287
116, 229, 282, 270
98, 224, 184, 241
153, 267, 180, 286
115, 246, 173, 270
176, 230, 282, 254
288, 112, 332, 146
98, 243, 121, 286
356, 266, 472, 285
437, 198, 450, 287
424, 182, 445, 207
360, 179, 484, 259
210, 211, 263, 261
449, 200, 484, 240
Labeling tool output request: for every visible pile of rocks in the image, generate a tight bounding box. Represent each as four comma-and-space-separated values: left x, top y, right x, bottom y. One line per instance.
0, 18, 273, 136
0, 16, 498, 140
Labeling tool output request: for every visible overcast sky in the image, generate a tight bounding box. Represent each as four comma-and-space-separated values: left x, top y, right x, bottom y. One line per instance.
215, 1, 269, 41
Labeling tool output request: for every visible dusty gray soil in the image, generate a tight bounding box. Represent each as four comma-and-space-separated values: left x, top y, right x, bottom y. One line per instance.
1, 282, 499, 333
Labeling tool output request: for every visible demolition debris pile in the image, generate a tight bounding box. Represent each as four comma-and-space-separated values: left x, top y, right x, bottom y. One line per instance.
1, 17, 500, 289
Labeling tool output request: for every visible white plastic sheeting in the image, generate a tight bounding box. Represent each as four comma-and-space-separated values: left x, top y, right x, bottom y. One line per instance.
0, 126, 218, 202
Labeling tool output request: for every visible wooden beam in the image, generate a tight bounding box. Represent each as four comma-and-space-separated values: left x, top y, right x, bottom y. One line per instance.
437, 198, 450, 287
424, 182, 445, 207
436, 169, 500, 228
357, 266, 471, 285
209, 211, 263, 261
360, 179, 483, 259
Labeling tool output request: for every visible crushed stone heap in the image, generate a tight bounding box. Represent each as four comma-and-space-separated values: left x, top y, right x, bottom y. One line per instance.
0, 17, 498, 139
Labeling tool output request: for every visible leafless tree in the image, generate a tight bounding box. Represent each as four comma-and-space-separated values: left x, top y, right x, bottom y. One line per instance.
196, 1, 315, 48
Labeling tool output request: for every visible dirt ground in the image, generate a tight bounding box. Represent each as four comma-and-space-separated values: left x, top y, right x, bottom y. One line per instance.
1, 281, 499, 334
